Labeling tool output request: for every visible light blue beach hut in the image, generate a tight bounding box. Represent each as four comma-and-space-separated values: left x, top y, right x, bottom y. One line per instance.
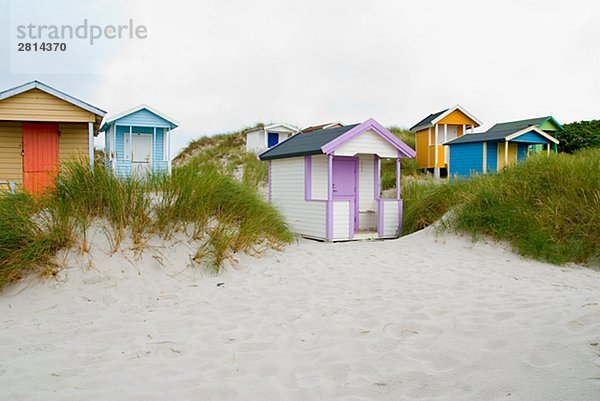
100, 105, 178, 177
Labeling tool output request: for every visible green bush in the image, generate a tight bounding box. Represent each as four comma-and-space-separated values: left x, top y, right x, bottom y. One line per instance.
557, 120, 600, 153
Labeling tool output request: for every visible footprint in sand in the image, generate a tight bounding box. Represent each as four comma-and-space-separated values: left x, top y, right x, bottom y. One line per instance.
524, 343, 565, 368
492, 311, 516, 321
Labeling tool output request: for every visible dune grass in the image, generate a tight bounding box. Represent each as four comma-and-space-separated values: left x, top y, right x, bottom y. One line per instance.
380, 127, 418, 190
402, 149, 600, 266
173, 124, 269, 188
0, 162, 292, 289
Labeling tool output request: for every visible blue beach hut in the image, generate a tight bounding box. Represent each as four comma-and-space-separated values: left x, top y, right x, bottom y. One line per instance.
444, 124, 559, 178
100, 105, 178, 177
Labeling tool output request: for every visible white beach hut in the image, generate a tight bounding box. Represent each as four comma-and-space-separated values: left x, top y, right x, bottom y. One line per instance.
259, 118, 416, 241
245, 123, 299, 153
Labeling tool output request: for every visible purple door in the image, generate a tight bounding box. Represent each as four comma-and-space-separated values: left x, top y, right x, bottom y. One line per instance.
332, 157, 358, 229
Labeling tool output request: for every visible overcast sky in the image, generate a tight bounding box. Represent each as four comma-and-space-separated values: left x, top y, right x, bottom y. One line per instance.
1, 0, 599, 156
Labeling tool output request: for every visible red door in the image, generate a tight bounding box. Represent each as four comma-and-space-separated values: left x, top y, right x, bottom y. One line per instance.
22, 122, 59, 195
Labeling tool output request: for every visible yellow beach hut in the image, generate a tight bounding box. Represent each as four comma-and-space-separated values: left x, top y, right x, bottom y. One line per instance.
0, 81, 106, 194
410, 105, 481, 178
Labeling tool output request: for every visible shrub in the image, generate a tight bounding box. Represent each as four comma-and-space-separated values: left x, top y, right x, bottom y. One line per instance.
557, 120, 600, 153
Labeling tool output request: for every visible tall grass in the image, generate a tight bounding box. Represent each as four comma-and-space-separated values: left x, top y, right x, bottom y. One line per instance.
381, 126, 417, 190
0, 162, 292, 288
402, 149, 600, 265
0, 193, 69, 287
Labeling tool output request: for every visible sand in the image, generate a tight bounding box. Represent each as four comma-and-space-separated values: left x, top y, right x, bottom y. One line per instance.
1, 227, 600, 401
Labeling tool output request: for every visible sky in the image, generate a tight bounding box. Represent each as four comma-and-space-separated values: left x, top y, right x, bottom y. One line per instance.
1, 0, 599, 157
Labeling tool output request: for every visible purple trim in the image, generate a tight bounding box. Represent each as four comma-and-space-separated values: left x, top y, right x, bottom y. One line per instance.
304, 155, 312, 200
374, 155, 380, 200
267, 160, 272, 202
396, 153, 401, 199
398, 199, 403, 237
377, 199, 384, 238
354, 157, 360, 231
326, 154, 333, 241
321, 118, 416, 158
349, 200, 355, 239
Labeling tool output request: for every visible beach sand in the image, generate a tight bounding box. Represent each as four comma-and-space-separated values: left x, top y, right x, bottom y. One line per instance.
1, 227, 599, 400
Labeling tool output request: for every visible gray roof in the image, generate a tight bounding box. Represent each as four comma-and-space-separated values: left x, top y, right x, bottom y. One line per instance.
487, 117, 550, 134
445, 127, 552, 145
259, 124, 358, 160
409, 109, 448, 132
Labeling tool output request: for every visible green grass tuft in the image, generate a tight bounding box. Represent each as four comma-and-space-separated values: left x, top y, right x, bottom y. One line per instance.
0, 161, 292, 289
402, 149, 600, 265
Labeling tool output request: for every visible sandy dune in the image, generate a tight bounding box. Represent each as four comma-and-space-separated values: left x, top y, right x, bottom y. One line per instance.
1, 227, 600, 401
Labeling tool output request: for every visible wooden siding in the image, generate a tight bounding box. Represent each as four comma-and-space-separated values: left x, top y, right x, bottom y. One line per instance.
448, 142, 484, 177
113, 108, 172, 128
0, 121, 23, 185
381, 200, 400, 237
334, 129, 397, 158
416, 130, 429, 169
332, 201, 350, 240
517, 143, 529, 161
538, 119, 561, 132
271, 157, 327, 239
497, 143, 518, 170
246, 130, 264, 153
511, 132, 551, 144
311, 155, 328, 200
0, 89, 95, 123
58, 123, 89, 165
486, 142, 498, 173
437, 109, 478, 126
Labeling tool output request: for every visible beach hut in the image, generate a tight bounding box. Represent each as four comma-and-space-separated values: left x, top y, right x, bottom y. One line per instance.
0, 81, 106, 194
302, 121, 344, 133
100, 105, 178, 177
245, 123, 299, 153
259, 118, 416, 241
444, 124, 559, 178
410, 105, 481, 178
484, 116, 564, 154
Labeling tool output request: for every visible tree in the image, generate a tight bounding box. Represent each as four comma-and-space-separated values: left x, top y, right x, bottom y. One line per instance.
557, 120, 600, 153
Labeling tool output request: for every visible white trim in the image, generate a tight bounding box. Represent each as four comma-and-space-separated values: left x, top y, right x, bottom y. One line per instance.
101, 104, 179, 129
505, 126, 560, 144
444, 124, 447, 143
88, 122, 94, 168
504, 141, 509, 167
434, 124, 439, 178
462, 124, 466, 137
0, 80, 106, 116
246, 123, 299, 134
153, 127, 157, 168
167, 127, 172, 174
432, 104, 482, 127
163, 128, 168, 161
482, 142, 487, 174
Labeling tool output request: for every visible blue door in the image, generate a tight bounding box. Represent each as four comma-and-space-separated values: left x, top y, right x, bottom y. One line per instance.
267, 132, 279, 148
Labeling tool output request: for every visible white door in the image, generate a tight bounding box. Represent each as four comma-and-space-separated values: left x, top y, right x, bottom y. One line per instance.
131, 134, 152, 176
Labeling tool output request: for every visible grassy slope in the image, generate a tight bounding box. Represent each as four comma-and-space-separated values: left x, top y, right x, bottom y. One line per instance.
402, 149, 600, 266
174, 124, 268, 188
174, 125, 418, 190
0, 162, 292, 289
